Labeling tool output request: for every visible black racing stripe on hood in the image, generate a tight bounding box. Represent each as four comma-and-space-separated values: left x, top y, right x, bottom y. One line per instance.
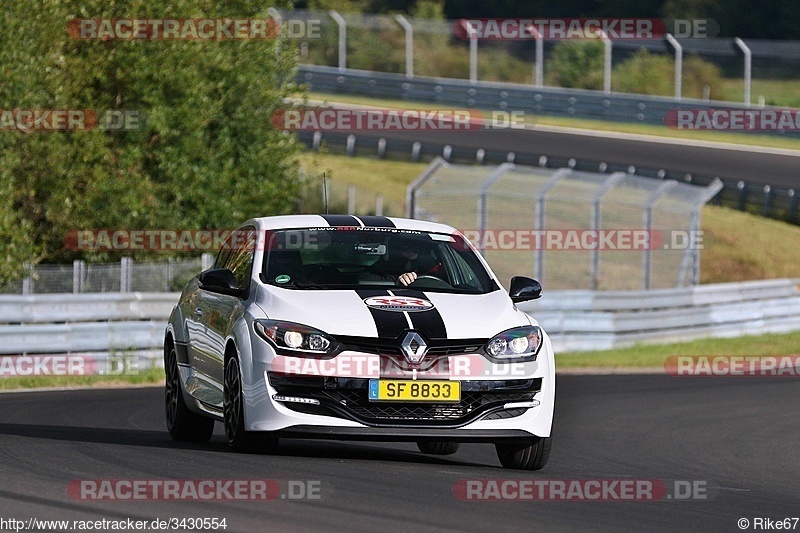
356, 289, 409, 339
356, 216, 395, 228
320, 214, 360, 226
392, 288, 448, 340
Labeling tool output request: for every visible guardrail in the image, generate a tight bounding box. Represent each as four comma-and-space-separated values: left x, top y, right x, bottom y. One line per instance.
0, 293, 176, 369
297, 64, 799, 135
1, 280, 798, 357
519, 278, 800, 351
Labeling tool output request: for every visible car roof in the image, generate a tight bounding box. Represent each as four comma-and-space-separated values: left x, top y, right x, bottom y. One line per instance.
241, 215, 458, 234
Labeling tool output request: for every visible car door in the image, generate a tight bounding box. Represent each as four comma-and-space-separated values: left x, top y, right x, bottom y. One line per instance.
184, 227, 254, 406
199, 227, 255, 397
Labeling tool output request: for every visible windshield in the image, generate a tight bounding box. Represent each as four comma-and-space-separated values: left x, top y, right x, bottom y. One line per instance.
261, 228, 498, 294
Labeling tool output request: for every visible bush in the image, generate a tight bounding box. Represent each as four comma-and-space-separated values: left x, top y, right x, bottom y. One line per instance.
683, 54, 725, 100
611, 49, 725, 99
612, 48, 674, 95
548, 40, 605, 90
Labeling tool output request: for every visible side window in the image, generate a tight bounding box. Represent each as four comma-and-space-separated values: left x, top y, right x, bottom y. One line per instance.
217, 228, 256, 290
213, 232, 233, 269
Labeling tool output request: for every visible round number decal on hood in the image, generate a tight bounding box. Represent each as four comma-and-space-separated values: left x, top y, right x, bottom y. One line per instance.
363, 296, 434, 312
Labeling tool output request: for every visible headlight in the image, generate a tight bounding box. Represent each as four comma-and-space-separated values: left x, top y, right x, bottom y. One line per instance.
254, 319, 337, 355
485, 326, 542, 360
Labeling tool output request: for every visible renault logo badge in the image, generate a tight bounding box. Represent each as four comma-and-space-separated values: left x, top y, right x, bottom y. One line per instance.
401, 332, 428, 365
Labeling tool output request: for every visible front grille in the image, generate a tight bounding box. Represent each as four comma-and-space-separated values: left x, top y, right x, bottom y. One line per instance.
334, 335, 486, 358
269, 374, 541, 427
331, 390, 533, 422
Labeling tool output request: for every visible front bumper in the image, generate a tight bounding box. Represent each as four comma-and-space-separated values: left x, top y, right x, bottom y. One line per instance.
242, 333, 556, 439
268, 374, 542, 428
265, 425, 537, 443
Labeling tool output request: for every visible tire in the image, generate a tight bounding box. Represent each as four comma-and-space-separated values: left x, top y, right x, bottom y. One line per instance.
417, 441, 460, 455
495, 437, 551, 470
165, 340, 214, 442
223, 355, 278, 453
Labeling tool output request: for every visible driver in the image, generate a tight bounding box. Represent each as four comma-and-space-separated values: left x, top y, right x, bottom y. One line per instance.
364, 239, 441, 286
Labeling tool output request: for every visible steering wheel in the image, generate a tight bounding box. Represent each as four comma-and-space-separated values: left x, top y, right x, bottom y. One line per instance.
409, 275, 451, 288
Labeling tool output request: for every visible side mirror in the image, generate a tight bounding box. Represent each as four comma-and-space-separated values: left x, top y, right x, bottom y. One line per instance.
199, 268, 244, 297
509, 276, 542, 302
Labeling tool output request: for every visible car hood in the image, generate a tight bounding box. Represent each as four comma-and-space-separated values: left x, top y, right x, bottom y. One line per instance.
254, 285, 531, 340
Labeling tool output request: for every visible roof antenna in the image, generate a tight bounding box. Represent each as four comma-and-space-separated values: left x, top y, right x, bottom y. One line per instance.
322, 171, 329, 214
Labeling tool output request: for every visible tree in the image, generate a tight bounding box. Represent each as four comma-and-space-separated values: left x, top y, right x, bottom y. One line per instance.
0, 0, 302, 280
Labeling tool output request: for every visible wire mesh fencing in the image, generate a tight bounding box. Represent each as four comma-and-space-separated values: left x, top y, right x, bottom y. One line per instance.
407, 158, 722, 290
1, 256, 214, 295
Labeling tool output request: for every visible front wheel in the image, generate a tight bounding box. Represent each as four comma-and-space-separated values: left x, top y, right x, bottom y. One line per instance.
165, 341, 214, 442
495, 437, 551, 470
223, 356, 277, 453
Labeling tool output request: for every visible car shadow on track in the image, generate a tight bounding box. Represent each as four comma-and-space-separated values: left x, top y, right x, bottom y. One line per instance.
0, 423, 490, 468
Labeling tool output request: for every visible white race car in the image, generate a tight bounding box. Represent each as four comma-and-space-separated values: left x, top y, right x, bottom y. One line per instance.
165, 215, 554, 470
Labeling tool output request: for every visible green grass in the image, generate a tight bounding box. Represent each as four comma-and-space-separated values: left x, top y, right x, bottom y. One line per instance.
0, 367, 164, 391
298, 151, 428, 217
304, 91, 800, 151
719, 78, 800, 108
556, 330, 800, 368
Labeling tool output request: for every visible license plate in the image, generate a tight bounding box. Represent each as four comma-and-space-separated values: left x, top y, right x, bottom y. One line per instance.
368, 379, 461, 402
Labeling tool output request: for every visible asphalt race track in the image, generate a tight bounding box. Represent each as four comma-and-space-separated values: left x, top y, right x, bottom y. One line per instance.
337, 127, 800, 189
0, 375, 797, 532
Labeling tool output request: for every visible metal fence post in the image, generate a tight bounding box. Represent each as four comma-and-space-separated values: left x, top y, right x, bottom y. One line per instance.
533, 169, 570, 281
737, 181, 747, 211
531, 25, 543, 87
665, 33, 682, 100
405, 157, 447, 218
22, 263, 33, 295
463, 21, 478, 85
167, 257, 174, 292
763, 185, 772, 217
476, 163, 514, 257
329, 10, 347, 72
642, 181, 676, 290
120, 257, 132, 293
601, 31, 612, 94
394, 14, 414, 79
201, 253, 214, 271
591, 172, 625, 290
73, 260, 85, 294
685, 178, 724, 286
734, 38, 752, 106
375, 194, 384, 216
